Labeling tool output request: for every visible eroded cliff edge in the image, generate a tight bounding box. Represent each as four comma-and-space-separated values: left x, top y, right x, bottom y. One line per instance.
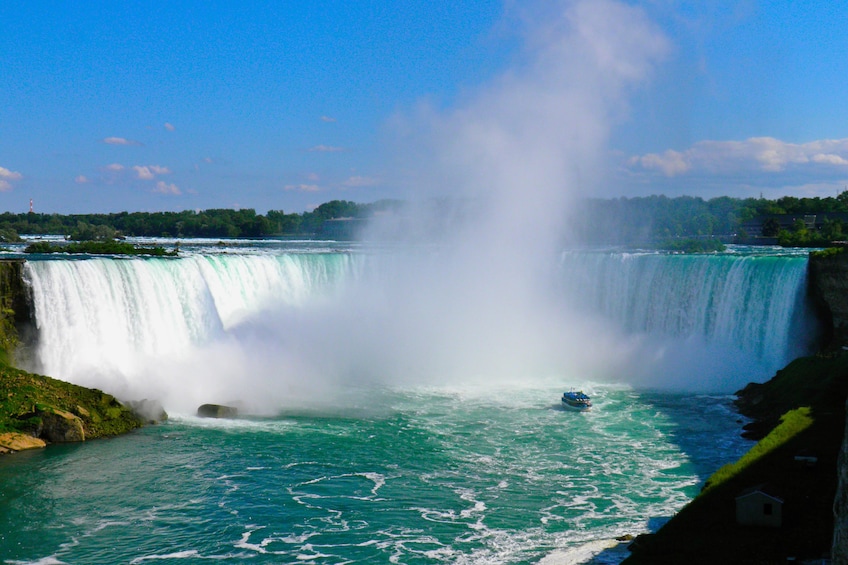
835, 395, 848, 564
809, 247, 848, 348
808, 248, 848, 564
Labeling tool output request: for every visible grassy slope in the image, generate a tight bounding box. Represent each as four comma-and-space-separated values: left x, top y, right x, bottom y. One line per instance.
0, 364, 142, 441
623, 352, 848, 564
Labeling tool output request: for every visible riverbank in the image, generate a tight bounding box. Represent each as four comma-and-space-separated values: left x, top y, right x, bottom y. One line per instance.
621, 350, 848, 563
0, 364, 147, 453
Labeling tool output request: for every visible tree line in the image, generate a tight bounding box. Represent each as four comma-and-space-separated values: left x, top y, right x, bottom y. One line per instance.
1, 192, 847, 246
573, 192, 848, 246
0, 200, 402, 242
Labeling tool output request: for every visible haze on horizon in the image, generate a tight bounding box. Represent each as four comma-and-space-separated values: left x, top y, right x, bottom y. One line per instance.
1, 1, 848, 215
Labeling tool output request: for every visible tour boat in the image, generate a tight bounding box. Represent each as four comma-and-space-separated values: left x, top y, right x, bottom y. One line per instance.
561, 390, 592, 411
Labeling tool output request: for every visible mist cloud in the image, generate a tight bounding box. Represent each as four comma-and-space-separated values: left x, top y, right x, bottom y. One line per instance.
274, 0, 672, 389
394, 0, 667, 249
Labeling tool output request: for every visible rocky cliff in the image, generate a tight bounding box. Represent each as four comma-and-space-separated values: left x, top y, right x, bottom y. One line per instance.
835, 396, 848, 564
808, 248, 848, 347
808, 249, 848, 563
0, 259, 30, 363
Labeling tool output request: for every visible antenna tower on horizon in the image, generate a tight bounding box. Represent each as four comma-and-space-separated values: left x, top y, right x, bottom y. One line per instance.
29, 198, 33, 214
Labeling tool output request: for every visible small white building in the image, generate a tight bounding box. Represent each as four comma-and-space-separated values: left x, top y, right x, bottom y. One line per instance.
736, 486, 784, 528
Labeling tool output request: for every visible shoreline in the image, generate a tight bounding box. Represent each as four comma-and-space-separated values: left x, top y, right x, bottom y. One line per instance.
0, 364, 158, 455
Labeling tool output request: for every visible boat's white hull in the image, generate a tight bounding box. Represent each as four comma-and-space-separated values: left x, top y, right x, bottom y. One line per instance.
561, 400, 590, 411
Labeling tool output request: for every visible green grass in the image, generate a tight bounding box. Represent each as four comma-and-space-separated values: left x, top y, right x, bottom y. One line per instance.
701, 407, 813, 493
0, 364, 143, 440
811, 246, 845, 259
24, 240, 177, 256
622, 352, 848, 564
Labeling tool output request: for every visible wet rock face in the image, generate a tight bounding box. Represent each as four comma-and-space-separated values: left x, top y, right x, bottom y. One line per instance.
808, 250, 848, 345
39, 408, 85, 443
197, 404, 238, 419
834, 398, 848, 565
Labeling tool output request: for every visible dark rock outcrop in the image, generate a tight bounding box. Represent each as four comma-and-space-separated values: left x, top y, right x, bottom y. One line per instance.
39, 407, 85, 443
0, 259, 31, 364
197, 404, 238, 419
834, 397, 848, 564
808, 248, 848, 346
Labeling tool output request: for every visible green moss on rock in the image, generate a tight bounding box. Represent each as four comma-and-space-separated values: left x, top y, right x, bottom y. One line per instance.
0, 365, 143, 445
0, 260, 27, 364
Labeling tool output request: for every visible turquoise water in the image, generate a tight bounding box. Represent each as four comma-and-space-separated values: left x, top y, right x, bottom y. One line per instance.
0, 386, 749, 564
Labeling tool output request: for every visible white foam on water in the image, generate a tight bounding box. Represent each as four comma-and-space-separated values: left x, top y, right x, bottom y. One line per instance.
5, 558, 69, 565
538, 538, 626, 565
129, 551, 200, 564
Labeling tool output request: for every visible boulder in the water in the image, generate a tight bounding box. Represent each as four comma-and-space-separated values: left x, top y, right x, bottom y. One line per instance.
197, 404, 238, 419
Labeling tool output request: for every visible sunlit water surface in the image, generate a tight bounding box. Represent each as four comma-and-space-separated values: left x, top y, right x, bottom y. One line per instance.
0, 386, 750, 564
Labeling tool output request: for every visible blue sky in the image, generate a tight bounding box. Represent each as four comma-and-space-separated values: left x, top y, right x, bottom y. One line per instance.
1, 0, 847, 214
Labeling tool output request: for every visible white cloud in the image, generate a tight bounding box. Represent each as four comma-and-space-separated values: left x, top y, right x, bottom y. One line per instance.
629, 150, 689, 176
164, 122, 175, 131
811, 153, 848, 166
306, 172, 320, 181
133, 165, 172, 180
104, 163, 125, 171
284, 184, 321, 192
103, 136, 142, 146
75, 175, 90, 184
343, 175, 380, 188
0, 166, 22, 180
133, 166, 155, 180
628, 137, 848, 177
320, 116, 337, 123
153, 181, 181, 195
0, 166, 22, 192
308, 145, 345, 152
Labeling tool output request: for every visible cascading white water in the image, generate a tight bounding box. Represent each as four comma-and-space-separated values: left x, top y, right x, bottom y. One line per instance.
19, 246, 819, 411
22, 253, 358, 408
556, 250, 818, 388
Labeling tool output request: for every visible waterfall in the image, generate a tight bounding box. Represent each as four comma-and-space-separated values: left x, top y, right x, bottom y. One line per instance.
19, 248, 819, 410
22, 253, 358, 405
557, 250, 818, 388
